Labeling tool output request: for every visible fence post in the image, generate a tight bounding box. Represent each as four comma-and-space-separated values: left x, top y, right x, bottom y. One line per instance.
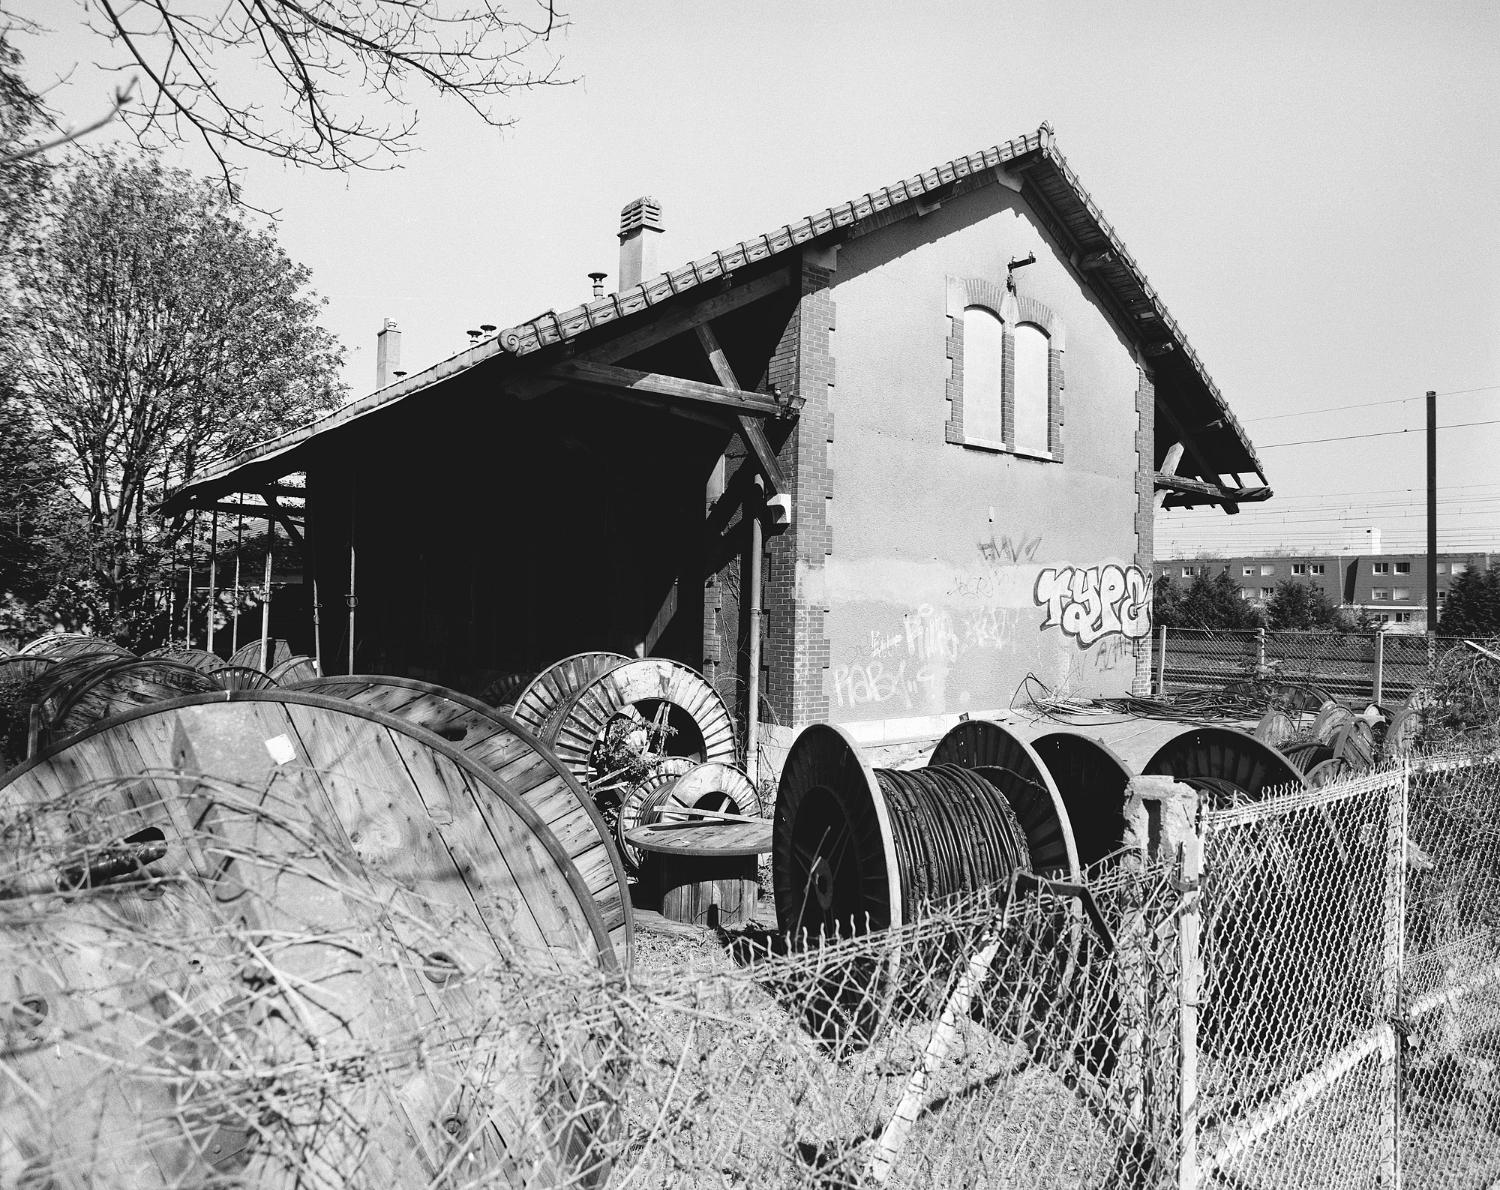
1379, 764, 1408, 1189
1373, 626, 1385, 705
1254, 627, 1267, 676
1122, 775, 1201, 1188
1157, 625, 1168, 695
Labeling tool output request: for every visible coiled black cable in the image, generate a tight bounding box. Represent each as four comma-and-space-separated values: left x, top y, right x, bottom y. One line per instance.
873, 764, 1033, 917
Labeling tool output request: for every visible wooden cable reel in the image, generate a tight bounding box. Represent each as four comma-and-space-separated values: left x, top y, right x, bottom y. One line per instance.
18, 633, 134, 661
542, 657, 738, 808
295, 674, 634, 965
226, 637, 293, 670
142, 645, 226, 673
268, 654, 320, 685
0, 689, 622, 1187
37, 657, 220, 749
614, 756, 695, 872
511, 652, 630, 738
212, 665, 280, 690
773, 724, 1034, 1044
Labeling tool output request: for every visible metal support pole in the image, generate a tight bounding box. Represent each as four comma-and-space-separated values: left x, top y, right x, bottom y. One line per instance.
746, 477, 764, 787
231, 510, 243, 655
1379, 765, 1408, 1188
206, 509, 218, 656
259, 527, 273, 674
184, 509, 196, 645
1156, 625, 1168, 695
1178, 812, 1203, 1190
1373, 625, 1385, 705
1426, 389, 1437, 668
1254, 626, 1267, 676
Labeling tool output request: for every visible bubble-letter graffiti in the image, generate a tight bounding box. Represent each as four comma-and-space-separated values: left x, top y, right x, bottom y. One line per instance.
1034, 564, 1154, 647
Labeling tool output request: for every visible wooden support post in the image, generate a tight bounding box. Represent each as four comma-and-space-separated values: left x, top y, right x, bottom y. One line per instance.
347, 474, 357, 675
307, 501, 322, 676
1379, 765, 1407, 1189
206, 510, 218, 656
259, 531, 273, 674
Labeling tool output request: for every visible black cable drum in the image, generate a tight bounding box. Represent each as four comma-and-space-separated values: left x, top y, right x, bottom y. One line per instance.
773, 725, 1036, 1045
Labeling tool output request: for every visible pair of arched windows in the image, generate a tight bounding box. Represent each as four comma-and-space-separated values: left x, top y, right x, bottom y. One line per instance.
960, 306, 1052, 456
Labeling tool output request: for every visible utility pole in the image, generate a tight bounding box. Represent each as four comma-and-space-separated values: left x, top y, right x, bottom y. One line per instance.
1426, 389, 1437, 662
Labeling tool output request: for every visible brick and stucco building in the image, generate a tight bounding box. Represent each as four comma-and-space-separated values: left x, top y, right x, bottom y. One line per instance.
167, 126, 1268, 755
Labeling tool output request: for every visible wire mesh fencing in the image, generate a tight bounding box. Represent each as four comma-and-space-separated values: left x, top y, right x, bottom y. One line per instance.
3, 754, 1498, 1188
1157, 628, 1481, 706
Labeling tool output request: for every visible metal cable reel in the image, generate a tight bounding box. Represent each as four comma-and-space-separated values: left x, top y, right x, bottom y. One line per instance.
511, 651, 630, 738
1027, 731, 1136, 870
1142, 727, 1306, 808
0, 689, 624, 1187
774, 724, 1034, 1046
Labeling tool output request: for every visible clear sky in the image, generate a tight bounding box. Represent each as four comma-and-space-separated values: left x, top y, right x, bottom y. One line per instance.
14, 1, 1500, 556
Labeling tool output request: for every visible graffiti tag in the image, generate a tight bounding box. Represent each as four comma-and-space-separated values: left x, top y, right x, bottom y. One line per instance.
977, 532, 1043, 565
1033, 564, 1152, 647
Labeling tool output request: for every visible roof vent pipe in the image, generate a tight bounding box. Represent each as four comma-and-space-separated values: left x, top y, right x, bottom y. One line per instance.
589, 271, 607, 299
618, 197, 663, 291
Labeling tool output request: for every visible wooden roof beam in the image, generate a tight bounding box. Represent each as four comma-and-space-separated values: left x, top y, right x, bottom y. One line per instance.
544, 360, 786, 417
1154, 472, 1272, 511
694, 322, 789, 511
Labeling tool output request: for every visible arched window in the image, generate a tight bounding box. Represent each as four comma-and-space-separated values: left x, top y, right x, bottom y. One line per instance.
961, 306, 1005, 444
1012, 322, 1050, 455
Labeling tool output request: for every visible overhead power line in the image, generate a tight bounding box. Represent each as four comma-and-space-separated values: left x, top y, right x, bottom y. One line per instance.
1245, 383, 1500, 423
1258, 418, 1500, 449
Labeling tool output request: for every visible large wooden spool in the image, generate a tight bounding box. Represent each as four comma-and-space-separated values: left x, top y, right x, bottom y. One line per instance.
212, 665, 280, 690
35, 657, 222, 752
268, 654, 320, 685
927, 719, 1081, 881
541, 658, 739, 791
511, 652, 630, 738
0, 690, 620, 1186
226, 637, 293, 670
17, 633, 134, 662
142, 644, 226, 673
296, 674, 633, 965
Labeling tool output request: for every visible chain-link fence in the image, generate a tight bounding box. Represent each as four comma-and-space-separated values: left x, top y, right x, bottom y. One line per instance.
3, 755, 1497, 1188
1157, 628, 1476, 704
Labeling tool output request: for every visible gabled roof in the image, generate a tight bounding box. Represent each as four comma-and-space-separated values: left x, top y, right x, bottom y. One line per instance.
164, 125, 1265, 513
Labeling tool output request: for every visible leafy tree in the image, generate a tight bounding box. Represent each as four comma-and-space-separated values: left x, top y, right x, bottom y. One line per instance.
1438, 567, 1500, 638
1264, 579, 1351, 632
3, 150, 344, 637
1171, 570, 1265, 631
5, 1, 567, 192
1152, 573, 1184, 628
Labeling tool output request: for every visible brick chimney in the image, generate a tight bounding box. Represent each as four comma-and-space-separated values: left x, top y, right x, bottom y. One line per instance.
618, 197, 664, 291
375, 318, 402, 390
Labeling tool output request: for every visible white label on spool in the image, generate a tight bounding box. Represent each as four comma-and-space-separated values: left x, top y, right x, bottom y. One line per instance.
264, 734, 296, 765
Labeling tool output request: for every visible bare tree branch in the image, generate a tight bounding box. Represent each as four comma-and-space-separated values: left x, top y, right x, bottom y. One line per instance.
0, 74, 135, 164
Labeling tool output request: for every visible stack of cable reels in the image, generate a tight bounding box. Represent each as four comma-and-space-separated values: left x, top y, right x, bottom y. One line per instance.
17, 632, 134, 662
295, 674, 633, 966
0, 689, 626, 1187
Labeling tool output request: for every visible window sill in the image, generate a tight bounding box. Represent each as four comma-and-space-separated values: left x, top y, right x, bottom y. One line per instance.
957, 436, 1057, 462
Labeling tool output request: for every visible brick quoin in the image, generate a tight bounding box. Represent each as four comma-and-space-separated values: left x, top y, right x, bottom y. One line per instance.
1133, 366, 1156, 695
763, 258, 835, 731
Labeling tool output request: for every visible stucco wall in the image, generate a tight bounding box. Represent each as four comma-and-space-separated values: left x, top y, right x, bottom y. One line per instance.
819, 183, 1150, 739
